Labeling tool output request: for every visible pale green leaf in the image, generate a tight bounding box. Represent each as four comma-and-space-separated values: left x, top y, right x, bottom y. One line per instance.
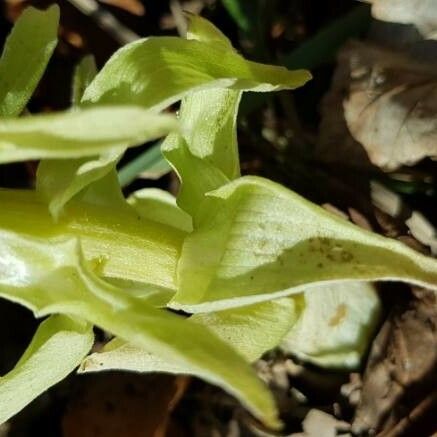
0, 315, 93, 424
281, 282, 381, 368
0, 228, 279, 429
191, 298, 298, 362
81, 297, 297, 380
0, 188, 184, 289
81, 37, 311, 111
0, 105, 178, 163
0, 5, 59, 117
186, 14, 234, 49
127, 188, 193, 233
37, 151, 124, 219
162, 17, 241, 212
71, 55, 97, 106
170, 176, 437, 312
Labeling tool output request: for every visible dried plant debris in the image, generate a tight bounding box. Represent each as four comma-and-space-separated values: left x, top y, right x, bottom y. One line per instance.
365, 0, 437, 38
316, 45, 372, 170
352, 288, 437, 436
62, 373, 189, 437
336, 41, 437, 170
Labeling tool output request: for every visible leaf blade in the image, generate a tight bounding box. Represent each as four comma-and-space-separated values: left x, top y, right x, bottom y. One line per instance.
0, 5, 59, 117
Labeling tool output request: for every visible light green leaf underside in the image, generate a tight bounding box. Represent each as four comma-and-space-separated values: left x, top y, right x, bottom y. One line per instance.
81, 37, 311, 111
170, 176, 437, 312
128, 188, 193, 233
0, 5, 59, 118
0, 189, 184, 289
281, 282, 381, 368
0, 105, 178, 163
191, 297, 298, 362
0, 229, 279, 429
0, 315, 93, 424
81, 297, 297, 381
71, 55, 97, 107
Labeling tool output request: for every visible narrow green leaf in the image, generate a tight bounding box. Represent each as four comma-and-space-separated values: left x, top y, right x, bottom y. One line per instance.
0, 105, 177, 163
0, 315, 93, 424
71, 55, 97, 106
0, 229, 280, 429
170, 176, 437, 312
281, 283, 381, 368
118, 142, 171, 188
0, 5, 59, 117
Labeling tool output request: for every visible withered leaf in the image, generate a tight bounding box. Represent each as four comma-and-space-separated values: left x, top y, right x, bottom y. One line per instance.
342, 41, 437, 170
365, 0, 437, 38
352, 289, 437, 435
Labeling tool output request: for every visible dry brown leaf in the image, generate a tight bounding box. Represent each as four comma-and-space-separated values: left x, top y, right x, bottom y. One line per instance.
98, 0, 145, 16
352, 289, 437, 436
62, 373, 189, 437
365, 0, 437, 37
342, 41, 437, 170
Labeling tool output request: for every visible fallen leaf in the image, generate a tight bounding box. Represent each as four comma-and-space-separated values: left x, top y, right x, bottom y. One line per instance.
341, 41, 437, 170
352, 288, 437, 435
365, 0, 437, 38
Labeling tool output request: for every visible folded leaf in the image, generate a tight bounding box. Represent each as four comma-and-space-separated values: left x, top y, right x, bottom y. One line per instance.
162, 15, 243, 216
81, 37, 311, 111
0, 229, 279, 429
0, 5, 59, 117
170, 176, 437, 312
281, 282, 381, 368
0, 315, 93, 424
0, 105, 178, 163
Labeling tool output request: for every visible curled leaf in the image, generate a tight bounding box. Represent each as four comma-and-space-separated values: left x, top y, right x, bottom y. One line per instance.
82, 35, 311, 110
170, 176, 437, 312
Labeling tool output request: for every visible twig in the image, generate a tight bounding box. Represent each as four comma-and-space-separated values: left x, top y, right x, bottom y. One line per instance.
67, 0, 140, 45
